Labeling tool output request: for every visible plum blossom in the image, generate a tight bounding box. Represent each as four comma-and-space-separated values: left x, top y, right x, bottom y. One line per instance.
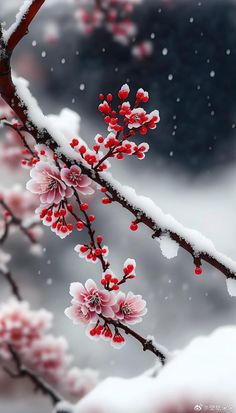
67, 280, 116, 319
25, 335, 72, 383
0, 299, 52, 358
26, 161, 73, 204
65, 300, 96, 325
61, 166, 94, 195
112, 291, 147, 325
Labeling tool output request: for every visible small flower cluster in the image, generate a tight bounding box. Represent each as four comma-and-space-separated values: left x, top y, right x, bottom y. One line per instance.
75, 241, 109, 264
74, 0, 142, 46
65, 259, 147, 348
0, 299, 98, 398
27, 160, 94, 239
93, 84, 159, 170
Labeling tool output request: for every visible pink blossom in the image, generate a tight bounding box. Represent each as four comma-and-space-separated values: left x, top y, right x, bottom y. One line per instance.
24, 335, 71, 383
60, 166, 94, 195
2, 185, 38, 220
65, 301, 95, 325
0, 299, 52, 357
112, 291, 147, 325
26, 161, 73, 204
68, 280, 116, 318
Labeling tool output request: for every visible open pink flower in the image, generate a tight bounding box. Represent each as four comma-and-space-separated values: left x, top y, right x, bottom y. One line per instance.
64, 301, 95, 325
61, 166, 94, 195
26, 161, 73, 204
69, 279, 116, 318
112, 291, 147, 325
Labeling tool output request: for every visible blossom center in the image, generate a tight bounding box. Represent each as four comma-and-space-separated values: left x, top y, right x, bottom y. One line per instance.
121, 303, 132, 315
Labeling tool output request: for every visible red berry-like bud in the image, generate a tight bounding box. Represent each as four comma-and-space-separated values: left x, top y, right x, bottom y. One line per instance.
194, 266, 203, 276
101, 279, 106, 285
67, 224, 73, 231
99, 93, 104, 100
96, 235, 103, 244
112, 285, 120, 291
102, 197, 112, 205
71, 138, 79, 147
105, 273, 112, 282
60, 209, 66, 217
40, 150, 46, 155
67, 203, 73, 212
111, 277, 119, 284
76, 221, 84, 230
130, 222, 138, 231
107, 93, 113, 102
89, 215, 96, 222
80, 245, 89, 253
80, 203, 89, 211
98, 136, 104, 144
93, 144, 100, 152
101, 187, 107, 193
79, 145, 87, 154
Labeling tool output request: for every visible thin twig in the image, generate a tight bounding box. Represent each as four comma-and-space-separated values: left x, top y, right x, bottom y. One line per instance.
4, 346, 61, 405
0, 270, 22, 301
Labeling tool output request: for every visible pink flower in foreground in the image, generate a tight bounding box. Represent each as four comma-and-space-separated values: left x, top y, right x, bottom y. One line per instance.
26, 161, 73, 204
61, 166, 94, 195
112, 291, 147, 325
68, 279, 116, 318
65, 300, 95, 325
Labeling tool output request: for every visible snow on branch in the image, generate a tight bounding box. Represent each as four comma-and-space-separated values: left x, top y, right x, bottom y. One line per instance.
0, 2, 236, 288
3, 0, 46, 50
3, 74, 236, 284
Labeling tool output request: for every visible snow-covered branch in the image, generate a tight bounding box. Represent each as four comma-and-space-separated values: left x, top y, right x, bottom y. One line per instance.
0, 17, 235, 284
4, 0, 46, 50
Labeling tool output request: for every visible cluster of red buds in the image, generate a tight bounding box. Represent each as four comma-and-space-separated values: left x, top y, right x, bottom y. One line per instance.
74, 240, 109, 264
89, 322, 125, 348
68, 84, 159, 173
38, 203, 74, 239
100, 259, 136, 290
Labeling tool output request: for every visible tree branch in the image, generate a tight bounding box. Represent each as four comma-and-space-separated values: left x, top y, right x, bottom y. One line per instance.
100, 315, 166, 365
6, 0, 46, 51
0, 270, 23, 301
0, 199, 37, 244
0, 1, 235, 286
4, 346, 61, 405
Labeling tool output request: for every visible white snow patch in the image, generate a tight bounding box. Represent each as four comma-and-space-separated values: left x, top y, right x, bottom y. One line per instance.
159, 234, 179, 259
226, 278, 236, 297
57, 326, 236, 413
